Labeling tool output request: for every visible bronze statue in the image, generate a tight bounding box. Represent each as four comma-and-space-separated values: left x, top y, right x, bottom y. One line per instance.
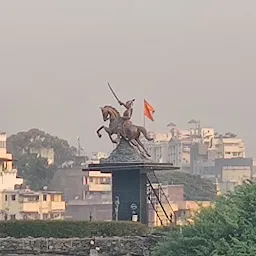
96, 83, 153, 157
118, 98, 134, 139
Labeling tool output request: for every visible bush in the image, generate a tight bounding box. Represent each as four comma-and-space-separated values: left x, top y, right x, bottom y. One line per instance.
0, 220, 149, 238
153, 180, 256, 256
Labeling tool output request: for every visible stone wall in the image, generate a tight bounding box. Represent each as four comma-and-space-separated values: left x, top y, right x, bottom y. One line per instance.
0, 234, 163, 255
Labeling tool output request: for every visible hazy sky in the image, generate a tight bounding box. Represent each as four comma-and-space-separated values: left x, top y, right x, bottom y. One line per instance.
1, 1, 256, 156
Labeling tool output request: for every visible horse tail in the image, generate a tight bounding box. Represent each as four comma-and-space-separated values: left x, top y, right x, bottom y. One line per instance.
137, 126, 153, 141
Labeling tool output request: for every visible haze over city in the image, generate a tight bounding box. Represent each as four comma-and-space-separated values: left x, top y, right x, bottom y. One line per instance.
1, 1, 255, 155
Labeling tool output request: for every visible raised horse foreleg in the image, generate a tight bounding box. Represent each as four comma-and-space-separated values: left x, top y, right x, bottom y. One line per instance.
104, 127, 118, 144
97, 126, 117, 144
96, 126, 104, 138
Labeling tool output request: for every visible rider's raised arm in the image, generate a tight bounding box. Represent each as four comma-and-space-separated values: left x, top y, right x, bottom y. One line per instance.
119, 101, 129, 109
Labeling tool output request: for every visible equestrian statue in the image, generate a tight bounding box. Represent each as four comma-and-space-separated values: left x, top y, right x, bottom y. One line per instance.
96, 83, 153, 157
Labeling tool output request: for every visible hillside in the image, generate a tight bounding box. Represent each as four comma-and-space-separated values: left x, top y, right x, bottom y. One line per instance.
156, 171, 217, 201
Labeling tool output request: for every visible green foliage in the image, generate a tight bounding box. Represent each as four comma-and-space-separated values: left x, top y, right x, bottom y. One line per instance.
7, 128, 77, 165
153, 180, 256, 256
17, 154, 55, 191
7, 128, 78, 190
156, 171, 217, 201
0, 221, 149, 238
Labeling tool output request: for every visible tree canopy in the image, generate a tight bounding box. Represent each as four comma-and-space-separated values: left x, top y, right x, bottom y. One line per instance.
157, 171, 217, 201
153, 180, 256, 256
7, 128, 77, 166
17, 153, 55, 191
7, 128, 78, 190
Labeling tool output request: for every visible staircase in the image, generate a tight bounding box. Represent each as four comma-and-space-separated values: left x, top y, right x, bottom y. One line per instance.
147, 171, 175, 226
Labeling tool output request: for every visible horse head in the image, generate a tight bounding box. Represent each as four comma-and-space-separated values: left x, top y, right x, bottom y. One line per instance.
100, 105, 120, 122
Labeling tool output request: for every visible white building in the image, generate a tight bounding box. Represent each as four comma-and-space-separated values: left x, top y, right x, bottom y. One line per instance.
0, 133, 23, 190
144, 126, 246, 170
90, 152, 108, 163
214, 136, 245, 159
144, 132, 171, 163
0, 132, 65, 220
168, 138, 192, 167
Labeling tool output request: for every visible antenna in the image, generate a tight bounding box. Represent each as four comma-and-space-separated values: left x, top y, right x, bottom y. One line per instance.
77, 137, 81, 157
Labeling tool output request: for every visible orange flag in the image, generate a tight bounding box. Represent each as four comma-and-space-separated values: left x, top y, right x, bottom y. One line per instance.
144, 99, 155, 121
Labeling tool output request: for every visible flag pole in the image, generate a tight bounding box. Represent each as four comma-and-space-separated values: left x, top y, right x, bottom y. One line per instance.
143, 100, 146, 128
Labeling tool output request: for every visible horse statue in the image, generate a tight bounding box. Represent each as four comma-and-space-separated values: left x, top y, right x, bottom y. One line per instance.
96, 105, 153, 157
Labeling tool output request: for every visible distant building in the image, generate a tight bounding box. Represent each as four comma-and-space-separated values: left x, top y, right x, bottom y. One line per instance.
1, 189, 65, 220
0, 133, 23, 190
214, 137, 245, 159
90, 152, 108, 163
148, 183, 212, 227
168, 137, 193, 167
194, 157, 253, 193
50, 151, 112, 220
0, 132, 65, 220
191, 135, 247, 176
29, 147, 55, 165
144, 124, 246, 171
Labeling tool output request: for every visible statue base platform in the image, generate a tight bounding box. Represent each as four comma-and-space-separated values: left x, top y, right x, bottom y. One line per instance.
83, 139, 179, 225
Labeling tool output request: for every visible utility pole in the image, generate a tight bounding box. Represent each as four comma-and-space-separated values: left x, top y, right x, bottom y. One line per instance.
77, 137, 81, 157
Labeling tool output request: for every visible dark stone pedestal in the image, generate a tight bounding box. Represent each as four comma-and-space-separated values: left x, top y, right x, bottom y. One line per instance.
83, 139, 179, 225
112, 168, 148, 223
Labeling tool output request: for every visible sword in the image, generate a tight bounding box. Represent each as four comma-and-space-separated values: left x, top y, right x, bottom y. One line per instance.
108, 82, 121, 103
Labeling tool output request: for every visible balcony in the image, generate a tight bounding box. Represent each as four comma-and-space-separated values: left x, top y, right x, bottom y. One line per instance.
50, 201, 65, 212
88, 184, 111, 192
21, 202, 40, 213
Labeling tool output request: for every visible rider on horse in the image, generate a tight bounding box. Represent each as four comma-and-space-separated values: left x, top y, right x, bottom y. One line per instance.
118, 99, 135, 138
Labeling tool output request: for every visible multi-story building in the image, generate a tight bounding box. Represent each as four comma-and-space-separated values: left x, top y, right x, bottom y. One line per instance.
0, 189, 65, 220
168, 137, 192, 167
0, 132, 65, 220
143, 132, 171, 163
214, 136, 245, 159
192, 157, 253, 193
190, 133, 246, 176
145, 124, 246, 165
148, 183, 212, 227
0, 133, 23, 190
50, 151, 112, 220
145, 129, 192, 164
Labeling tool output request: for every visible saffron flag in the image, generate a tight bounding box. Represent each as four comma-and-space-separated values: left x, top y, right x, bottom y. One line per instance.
144, 99, 155, 121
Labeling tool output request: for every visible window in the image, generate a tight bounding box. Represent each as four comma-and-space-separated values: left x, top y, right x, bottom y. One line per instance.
82, 176, 88, 185
10, 214, 16, 220
82, 190, 87, 200
89, 177, 94, 183
43, 195, 47, 201
11, 195, 16, 201
100, 177, 111, 184
5, 195, 7, 201
43, 214, 48, 220
0, 140, 6, 149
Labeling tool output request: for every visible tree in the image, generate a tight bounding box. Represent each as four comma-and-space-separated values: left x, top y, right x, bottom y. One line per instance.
7, 128, 78, 190
17, 153, 55, 191
153, 180, 256, 256
7, 128, 77, 166
156, 171, 217, 201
